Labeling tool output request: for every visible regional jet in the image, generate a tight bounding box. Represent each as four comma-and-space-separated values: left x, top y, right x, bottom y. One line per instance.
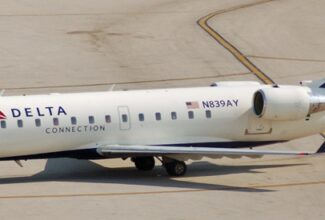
0, 79, 324, 176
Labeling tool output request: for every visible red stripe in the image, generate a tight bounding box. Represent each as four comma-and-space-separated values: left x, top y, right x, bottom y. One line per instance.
0, 111, 6, 119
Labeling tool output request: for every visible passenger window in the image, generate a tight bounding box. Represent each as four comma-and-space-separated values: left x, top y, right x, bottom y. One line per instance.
188, 111, 194, 119
171, 112, 177, 120
89, 116, 95, 124
105, 115, 111, 123
138, 113, 144, 122
17, 119, 23, 128
53, 118, 59, 126
35, 119, 41, 127
206, 110, 212, 118
122, 114, 128, 122
71, 117, 77, 125
1, 120, 6, 129
155, 112, 161, 121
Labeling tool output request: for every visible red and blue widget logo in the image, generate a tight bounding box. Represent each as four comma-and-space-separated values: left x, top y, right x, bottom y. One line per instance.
0, 111, 7, 120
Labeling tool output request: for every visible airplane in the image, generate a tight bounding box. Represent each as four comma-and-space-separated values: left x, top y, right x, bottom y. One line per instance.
0, 79, 324, 176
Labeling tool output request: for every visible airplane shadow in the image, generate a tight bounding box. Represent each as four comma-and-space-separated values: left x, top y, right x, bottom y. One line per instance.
0, 158, 308, 193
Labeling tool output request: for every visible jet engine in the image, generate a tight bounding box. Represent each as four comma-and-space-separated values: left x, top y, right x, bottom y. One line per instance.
253, 86, 325, 121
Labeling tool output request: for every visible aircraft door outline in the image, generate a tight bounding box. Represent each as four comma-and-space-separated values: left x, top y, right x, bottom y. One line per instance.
118, 106, 131, 130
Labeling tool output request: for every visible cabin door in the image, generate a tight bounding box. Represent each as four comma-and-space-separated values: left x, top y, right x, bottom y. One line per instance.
118, 106, 131, 130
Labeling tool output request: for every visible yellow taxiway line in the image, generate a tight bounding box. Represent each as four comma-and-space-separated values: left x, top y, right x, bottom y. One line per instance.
197, 0, 275, 85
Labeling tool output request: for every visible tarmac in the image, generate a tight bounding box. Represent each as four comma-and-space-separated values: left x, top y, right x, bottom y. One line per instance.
0, 0, 325, 219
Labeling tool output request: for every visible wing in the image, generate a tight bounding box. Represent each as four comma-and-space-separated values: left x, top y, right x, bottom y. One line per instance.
97, 145, 312, 161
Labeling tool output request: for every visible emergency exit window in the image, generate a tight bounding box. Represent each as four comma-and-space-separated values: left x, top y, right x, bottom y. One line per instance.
122, 114, 128, 123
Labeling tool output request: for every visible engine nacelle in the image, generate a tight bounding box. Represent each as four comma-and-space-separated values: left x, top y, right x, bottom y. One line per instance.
253, 87, 311, 121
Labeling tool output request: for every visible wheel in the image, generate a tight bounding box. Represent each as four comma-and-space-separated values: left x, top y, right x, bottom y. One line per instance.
133, 157, 155, 171
164, 161, 187, 176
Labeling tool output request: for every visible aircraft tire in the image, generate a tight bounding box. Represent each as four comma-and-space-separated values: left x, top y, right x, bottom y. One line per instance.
164, 161, 187, 176
133, 157, 155, 171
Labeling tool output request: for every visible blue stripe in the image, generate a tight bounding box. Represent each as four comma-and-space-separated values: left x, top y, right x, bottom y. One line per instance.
0, 149, 101, 161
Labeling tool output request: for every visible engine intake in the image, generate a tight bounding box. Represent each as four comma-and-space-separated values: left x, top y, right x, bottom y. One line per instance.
253, 86, 325, 121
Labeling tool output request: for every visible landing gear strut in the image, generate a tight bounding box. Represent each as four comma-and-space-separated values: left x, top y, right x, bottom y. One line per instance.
131, 156, 187, 176
132, 156, 155, 171
163, 158, 187, 177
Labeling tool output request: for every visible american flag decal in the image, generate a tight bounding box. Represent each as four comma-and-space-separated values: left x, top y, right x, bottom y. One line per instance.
0, 111, 6, 120
186, 101, 199, 109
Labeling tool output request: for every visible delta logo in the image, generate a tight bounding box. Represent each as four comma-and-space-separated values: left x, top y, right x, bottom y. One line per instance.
0, 106, 67, 119
0, 111, 6, 120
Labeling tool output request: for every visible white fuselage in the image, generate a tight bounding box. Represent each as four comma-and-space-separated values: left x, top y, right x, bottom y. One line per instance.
0, 85, 325, 158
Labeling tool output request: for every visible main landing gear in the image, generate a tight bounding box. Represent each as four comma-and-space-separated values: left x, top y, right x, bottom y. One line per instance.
131, 156, 187, 176
163, 160, 187, 177
132, 157, 155, 171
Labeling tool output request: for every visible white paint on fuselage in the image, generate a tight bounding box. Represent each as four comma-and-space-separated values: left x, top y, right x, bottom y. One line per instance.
0, 85, 324, 158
